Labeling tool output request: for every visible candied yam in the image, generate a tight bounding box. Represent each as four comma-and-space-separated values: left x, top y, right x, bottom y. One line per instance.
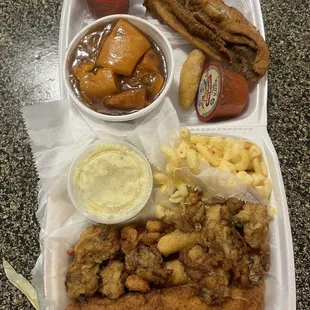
96, 19, 151, 76
72, 59, 95, 80
149, 72, 164, 97
79, 68, 118, 97
105, 89, 146, 110
121, 72, 147, 90
137, 48, 162, 73
122, 72, 164, 98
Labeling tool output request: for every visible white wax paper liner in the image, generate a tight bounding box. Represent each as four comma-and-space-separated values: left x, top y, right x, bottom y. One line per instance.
22, 97, 263, 204
175, 163, 264, 204
76, 98, 181, 171
22, 97, 264, 309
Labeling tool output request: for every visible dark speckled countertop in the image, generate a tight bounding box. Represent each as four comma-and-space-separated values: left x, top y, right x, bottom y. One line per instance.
0, 0, 309, 309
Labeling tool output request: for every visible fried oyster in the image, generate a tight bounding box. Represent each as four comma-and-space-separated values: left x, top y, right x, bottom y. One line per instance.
144, 0, 270, 82
66, 222, 172, 300
160, 191, 206, 232
100, 261, 127, 300
70, 224, 120, 264
65, 225, 120, 299
125, 244, 173, 285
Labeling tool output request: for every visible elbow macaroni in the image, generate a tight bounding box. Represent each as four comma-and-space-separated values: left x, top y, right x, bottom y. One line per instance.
158, 127, 272, 202
169, 182, 188, 204
186, 149, 200, 174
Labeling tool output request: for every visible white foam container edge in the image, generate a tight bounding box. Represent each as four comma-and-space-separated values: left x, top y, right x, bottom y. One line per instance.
45, 0, 296, 309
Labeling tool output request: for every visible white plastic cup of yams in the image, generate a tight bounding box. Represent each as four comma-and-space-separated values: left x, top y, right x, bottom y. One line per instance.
63, 14, 175, 122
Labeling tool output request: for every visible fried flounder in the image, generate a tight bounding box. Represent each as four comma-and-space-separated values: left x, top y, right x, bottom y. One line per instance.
144, 0, 270, 82
65, 283, 264, 310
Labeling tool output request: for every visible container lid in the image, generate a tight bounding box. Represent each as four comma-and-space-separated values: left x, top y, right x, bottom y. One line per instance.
67, 140, 153, 224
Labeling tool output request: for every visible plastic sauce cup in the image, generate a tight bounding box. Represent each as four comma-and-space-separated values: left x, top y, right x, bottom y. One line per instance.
195, 61, 249, 122
67, 140, 153, 224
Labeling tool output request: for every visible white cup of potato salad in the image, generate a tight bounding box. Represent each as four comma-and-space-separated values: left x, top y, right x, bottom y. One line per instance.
63, 14, 175, 122
68, 140, 153, 224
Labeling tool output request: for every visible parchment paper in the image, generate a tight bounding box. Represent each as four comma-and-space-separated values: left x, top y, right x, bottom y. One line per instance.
22, 98, 266, 309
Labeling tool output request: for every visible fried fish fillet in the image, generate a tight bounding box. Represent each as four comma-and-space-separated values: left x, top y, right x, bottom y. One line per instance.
65, 285, 209, 310
144, 0, 270, 82
65, 284, 264, 310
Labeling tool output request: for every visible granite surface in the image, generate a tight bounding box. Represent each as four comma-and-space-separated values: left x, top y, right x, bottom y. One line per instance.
0, 0, 309, 309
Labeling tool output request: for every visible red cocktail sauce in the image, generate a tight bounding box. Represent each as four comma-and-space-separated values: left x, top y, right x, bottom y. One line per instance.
195, 61, 249, 122
87, 0, 130, 18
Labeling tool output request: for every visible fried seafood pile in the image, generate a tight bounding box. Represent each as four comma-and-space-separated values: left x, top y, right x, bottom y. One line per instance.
144, 0, 270, 82
65, 192, 270, 310
158, 192, 270, 304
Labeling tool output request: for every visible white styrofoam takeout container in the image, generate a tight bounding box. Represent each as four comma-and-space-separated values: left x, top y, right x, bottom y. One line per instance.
39, 0, 296, 309
63, 14, 175, 122
42, 127, 296, 310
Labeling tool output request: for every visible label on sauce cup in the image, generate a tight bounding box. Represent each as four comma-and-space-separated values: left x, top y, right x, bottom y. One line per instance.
196, 63, 222, 119
195, 61, 249, 122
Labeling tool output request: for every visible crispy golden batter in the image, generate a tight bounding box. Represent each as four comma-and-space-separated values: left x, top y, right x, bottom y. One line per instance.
164, 260, 188, 286
66, 285, 208, 310
139, 231, 162, 245
120, 226, 139, 254
180, 245, 218, 275
125, 275, 151, 293
214, 283, 265, 310
65, 284, 264, 310
66, 225, 120, 299
224, 198, 245, 216
202, 205, 266, 286
145, 0, 221, 61
144, 0, 270, 82
146, 220, 163, 233
100, 261, 127, 300
180, 245, 230, 304
176, 202, 269, 304
202, 205, 242, 264
120, 221, 163, 254
125, 245, 172, 284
